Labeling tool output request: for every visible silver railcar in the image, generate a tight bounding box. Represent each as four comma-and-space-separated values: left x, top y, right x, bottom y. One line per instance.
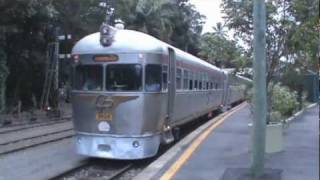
71, 27, 244, 159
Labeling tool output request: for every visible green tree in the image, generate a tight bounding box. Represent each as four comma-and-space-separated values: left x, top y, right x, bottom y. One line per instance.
0, 47, 9, 113
52, 0, 105, 41
0, 0, 206, 111
221, 0, 319, 114
112, 0, 176, 42
0, 0, 105, 110
221, 0, 285, 83
212, 22, 227, 38
285, 0, 319, 71
0, 0, 56, 109
198, 23, 249, 69
221, 0, 319, 80
111, 0, 205, 54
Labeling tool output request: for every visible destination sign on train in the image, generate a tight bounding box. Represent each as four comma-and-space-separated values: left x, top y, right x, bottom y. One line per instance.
94, 54, 118, 62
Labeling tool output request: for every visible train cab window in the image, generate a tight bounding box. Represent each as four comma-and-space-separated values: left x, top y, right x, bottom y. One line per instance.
74, 65, 102, 91
106, 64, 142, 91
176, 68, 182, 90
183, 70, 188, 90
145, 64, 161, 92
162, 65, 168, 91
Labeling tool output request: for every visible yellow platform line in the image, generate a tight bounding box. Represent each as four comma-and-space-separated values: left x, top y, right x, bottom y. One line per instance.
160, 103, 246, 180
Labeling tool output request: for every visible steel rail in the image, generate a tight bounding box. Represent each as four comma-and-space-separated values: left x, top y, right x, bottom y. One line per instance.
0, 117, 71, 134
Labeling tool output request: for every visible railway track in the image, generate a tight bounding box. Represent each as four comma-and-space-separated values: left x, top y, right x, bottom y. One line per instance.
0, 104, 243, 179
50, 111, 225, 180
0, 120, 74, 155
0, 116, 72, 134
52, 159, 139, 180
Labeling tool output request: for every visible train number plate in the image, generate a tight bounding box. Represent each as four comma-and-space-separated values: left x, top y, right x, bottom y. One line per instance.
96, 113, 112, 121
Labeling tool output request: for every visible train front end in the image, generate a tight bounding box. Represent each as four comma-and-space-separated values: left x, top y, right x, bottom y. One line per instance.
70, 27, 165, 159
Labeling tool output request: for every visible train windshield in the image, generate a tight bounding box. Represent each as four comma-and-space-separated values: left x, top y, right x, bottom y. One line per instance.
145, 64, 161, 92
74, 65, 103, 91
106, 64, 142, 91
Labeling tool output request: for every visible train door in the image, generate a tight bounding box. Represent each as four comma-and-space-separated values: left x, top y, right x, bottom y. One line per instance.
167, 48, 176, 124
162, 48, 176, 144
222, 73, 229, 108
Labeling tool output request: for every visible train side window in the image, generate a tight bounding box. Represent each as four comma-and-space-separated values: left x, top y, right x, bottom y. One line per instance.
215, 82, 218, 89
183, 70, 189, 90
176, 68, 182, 90
75, 65, 103, 91
199, 73, 202, 90
194, 77, 198, 90
205, 73, 208, 90
162, 65, 168, 91
145, 64, 162, 92
210, 82, 213, 89
189, 72, 193, 90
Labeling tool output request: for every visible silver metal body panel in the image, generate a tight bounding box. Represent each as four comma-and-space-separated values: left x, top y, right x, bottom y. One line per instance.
72, 30, 224, 74
71, 29, 245, 159
75, 132, 160, 159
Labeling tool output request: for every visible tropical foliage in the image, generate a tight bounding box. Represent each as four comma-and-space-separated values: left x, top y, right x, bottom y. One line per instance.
221, 0, 319, 119
111, 0, 205, 52
0, 0, 205, 111
198, 23, 249, 69
221, 0, 319, 81
269, 83, 298, 123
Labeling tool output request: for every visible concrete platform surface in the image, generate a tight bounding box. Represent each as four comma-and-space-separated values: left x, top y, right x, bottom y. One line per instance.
138, 104, 319, 180
0, 138, 87, 180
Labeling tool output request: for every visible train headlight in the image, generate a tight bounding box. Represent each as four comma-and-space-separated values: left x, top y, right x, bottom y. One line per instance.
98, 121, 110, 132
132, 140, 140, 148
72, 55, 80, 63
99, 23, 115, 47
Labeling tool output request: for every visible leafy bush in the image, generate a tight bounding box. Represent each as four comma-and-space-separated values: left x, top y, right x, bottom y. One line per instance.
270, 83, 298, 117
247, 83, 299, 124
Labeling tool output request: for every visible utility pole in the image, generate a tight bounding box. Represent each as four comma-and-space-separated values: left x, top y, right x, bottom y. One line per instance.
251, 0, 267, 177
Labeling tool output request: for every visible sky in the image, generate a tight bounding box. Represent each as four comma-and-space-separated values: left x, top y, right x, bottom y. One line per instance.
189, 0, 224, 33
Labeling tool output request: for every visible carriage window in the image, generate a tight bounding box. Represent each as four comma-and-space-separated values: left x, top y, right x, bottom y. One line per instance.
198, 73, 203, 90
210, 82, 213, 89
183, 70, 188, 90
146, 64, 161, 92
106, 64, 142, 91
204, 73, 208, 90
189, 72, 193, 90
74, 65, 102, 91
176, 68, 182, 90
162, 65, 168, 91
199, 73, 202, 90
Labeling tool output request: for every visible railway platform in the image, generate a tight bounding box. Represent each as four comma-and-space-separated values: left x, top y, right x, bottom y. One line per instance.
135, 103, 319, 180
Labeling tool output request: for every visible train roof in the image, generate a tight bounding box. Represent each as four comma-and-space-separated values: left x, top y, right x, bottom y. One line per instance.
72, 29, 224, 74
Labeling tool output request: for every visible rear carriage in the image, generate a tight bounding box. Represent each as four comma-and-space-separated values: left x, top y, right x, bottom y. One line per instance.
71, 26, 239, 159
